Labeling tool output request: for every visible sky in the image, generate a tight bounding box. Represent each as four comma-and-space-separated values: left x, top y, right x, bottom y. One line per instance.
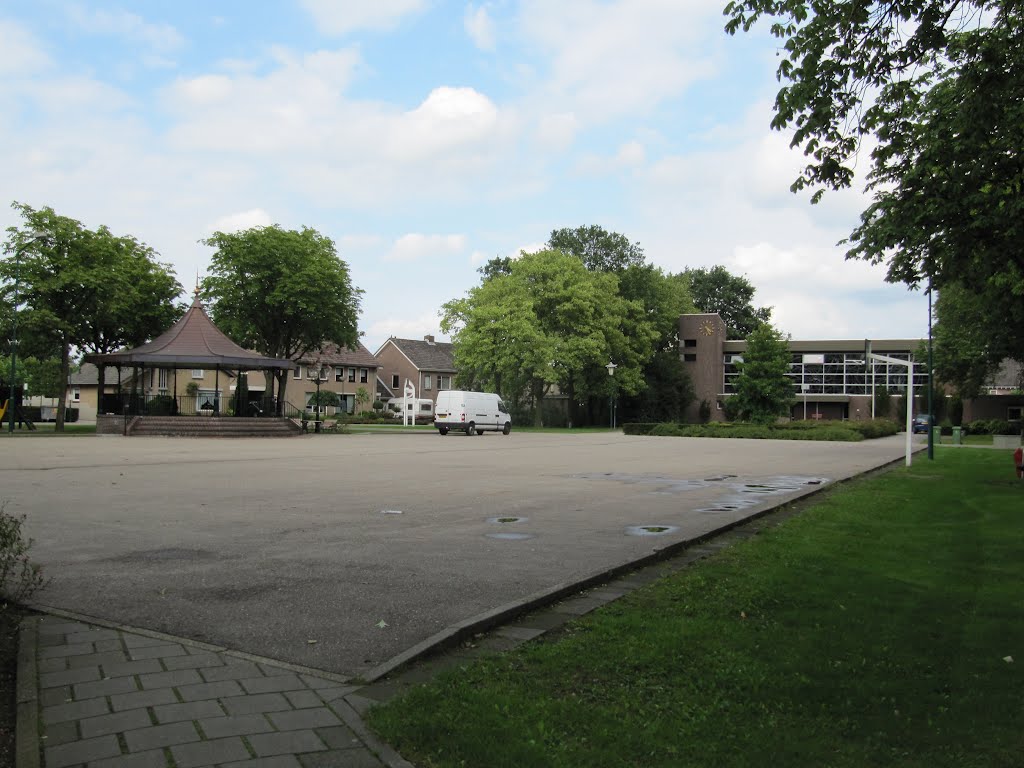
0, 0, 930, 353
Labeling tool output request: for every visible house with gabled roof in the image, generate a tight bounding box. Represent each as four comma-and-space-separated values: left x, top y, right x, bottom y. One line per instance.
373, 335, 456, 403
293, 341, 382, 414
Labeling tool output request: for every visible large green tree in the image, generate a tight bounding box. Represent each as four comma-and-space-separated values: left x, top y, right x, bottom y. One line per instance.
686, 265, 772, 338
441, 249, 657, 426
2, 203, 181, 430
200, 225, 362, 412
730, 324, 795, 423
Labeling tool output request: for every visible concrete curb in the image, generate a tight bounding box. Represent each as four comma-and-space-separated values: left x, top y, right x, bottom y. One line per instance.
15, 615, 39, 768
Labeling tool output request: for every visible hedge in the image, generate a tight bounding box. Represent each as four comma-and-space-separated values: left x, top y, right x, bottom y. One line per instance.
623, 418, 900, 442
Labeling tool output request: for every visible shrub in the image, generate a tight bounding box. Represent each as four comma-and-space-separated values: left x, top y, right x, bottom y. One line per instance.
649, 423, 683, 436
0, 504, 46, 605
623, 423, 660, 435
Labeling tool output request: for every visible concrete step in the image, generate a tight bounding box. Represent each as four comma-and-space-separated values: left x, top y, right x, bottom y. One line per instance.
128, 416, 302, 437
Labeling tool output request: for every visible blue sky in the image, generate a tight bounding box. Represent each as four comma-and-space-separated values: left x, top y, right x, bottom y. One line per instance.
0, 1, 929, 352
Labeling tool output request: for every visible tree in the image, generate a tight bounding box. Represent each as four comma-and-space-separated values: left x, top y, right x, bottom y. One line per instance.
725, 1, 1023, 296
200, 225, 362, 413
730, 324, 795, 423
2, 203, 181, 431
932, 282, 1023, 398
686, 266, 771, 338
547, 225, 646, 273
476, 256, 515, 281
441, 250, 657, 426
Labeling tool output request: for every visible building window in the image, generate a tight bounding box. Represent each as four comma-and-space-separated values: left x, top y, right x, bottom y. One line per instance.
360, 368, 368, 383
71, 387, 81, 402
335, 367, 344, 382
423, 375, 432, 390
320, 367, 329, 381
1009, 407, 1022, 421
683, 339, 697, 348
293, 367, 302, 380
192, 369, 204, 379
158, 369, 168, 388
392, 374, 400, 389
438, 375, 451, 390
684, 353, 697, 362
348, 368, 356, 383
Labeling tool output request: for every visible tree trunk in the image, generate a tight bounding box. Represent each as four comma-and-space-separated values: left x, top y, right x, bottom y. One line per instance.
55, 341, 70, 432
566, 375, 576, 428
276, 371, 289, 415
532, 379, 545, 427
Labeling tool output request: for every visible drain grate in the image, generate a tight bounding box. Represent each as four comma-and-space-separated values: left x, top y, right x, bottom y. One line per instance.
487, 516, 528, 524
625, 524, 679, 537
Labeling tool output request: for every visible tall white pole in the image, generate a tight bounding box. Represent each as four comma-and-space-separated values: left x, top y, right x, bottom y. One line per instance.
905, 362, 913, 467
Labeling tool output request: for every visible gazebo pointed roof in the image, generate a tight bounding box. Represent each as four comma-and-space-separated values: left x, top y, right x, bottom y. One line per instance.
83, 297, 295, 370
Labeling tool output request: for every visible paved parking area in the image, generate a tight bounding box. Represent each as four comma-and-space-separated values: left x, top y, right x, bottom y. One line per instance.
1, 432, 911, 679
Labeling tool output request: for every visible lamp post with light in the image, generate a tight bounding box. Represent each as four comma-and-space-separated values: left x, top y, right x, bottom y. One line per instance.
605, 361, 617, 430
7, 231, 46, 434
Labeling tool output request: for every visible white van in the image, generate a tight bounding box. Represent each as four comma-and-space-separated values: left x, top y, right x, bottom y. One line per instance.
434, 391, 511, 436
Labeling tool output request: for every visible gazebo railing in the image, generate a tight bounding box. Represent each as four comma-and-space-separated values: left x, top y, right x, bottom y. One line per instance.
100, 393, 280, 418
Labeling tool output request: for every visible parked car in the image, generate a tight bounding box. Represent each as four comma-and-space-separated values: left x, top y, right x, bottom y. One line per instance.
912, 414, 932, 433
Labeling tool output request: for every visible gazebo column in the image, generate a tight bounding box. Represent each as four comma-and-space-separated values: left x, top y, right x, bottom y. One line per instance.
215, 366, 220, 416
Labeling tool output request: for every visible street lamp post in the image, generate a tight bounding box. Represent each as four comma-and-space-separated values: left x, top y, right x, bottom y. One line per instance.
605, 361, 617, 430
7, 231, 46, 434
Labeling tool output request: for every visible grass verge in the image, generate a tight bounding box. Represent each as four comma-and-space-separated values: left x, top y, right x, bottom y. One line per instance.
369, 449, 1024, 767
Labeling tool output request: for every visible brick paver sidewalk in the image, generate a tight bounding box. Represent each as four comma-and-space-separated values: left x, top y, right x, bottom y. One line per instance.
27, 615, 410, 768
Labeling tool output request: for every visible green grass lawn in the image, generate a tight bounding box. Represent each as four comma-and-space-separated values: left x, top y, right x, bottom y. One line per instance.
369, 449, 1024, 767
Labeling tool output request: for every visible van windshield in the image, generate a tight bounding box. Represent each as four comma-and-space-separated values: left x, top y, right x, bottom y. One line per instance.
498, 401, 506, 411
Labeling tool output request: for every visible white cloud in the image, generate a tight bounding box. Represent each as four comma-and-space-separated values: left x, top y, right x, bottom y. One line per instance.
535, 112, 578, 150
300, 0, 427, 36
208, 209, 273, 233
0, 19, 52, 75
517, 0, 723, 121
368, 311, 448, 350
391, 86, 500, 159
464, 4, 496, 51
385, 234, 468, 263
575, 140, 646, 175
66, 6, 184, 52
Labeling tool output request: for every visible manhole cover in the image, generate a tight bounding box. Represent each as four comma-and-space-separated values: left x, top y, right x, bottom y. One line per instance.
625, 525, 679, 536
485, 532, 536, 541
380, 510, 404, 515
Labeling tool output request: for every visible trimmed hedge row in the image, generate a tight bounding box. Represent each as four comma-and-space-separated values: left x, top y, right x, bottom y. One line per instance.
963, 419, 1023, 436
623, 418, 900, 442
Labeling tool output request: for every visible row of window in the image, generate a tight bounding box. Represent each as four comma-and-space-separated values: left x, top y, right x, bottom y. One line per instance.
292, 366, 369, 384
389, 374, 451, 391
722, 352, 930, 396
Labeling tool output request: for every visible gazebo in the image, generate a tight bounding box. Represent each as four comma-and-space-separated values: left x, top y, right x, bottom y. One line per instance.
83, 295, 296, 423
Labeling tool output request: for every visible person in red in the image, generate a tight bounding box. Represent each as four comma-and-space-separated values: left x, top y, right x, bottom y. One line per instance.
1014, 447, 1023, 480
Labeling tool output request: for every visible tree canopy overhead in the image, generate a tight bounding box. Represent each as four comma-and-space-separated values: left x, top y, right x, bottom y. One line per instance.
725, 0, 1021, 291
200, 224, 362, 410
